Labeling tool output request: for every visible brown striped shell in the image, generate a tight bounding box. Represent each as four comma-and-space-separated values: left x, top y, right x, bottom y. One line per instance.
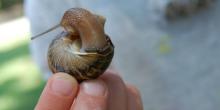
47, 8, 114, 82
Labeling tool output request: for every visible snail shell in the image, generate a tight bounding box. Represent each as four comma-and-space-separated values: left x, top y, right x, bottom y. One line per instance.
47, 8, 114, 82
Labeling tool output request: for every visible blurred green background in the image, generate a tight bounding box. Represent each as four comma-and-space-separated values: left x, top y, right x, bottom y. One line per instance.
0, 0, 23, 9
0, 0, 45, 110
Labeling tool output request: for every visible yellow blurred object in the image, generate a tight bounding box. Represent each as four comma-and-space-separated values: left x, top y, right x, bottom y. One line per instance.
158, 35, 172, 55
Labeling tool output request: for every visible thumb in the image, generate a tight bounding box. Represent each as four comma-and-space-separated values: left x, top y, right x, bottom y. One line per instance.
35, 73, 78, 110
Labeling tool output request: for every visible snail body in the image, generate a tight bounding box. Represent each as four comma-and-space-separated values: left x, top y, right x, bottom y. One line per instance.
33, 8, 114, 82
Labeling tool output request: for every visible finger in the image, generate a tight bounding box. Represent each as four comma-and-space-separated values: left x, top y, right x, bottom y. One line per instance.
35, 73, 78, 110
71, 79, 108, 110
127, 85, 143, 110
101, 70, 128, 110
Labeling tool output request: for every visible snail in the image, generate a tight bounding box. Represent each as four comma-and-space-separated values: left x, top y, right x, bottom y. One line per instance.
165, 0, 215, 20
31, 8, 114, 82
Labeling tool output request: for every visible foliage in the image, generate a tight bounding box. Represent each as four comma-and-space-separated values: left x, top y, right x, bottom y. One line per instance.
0, 39, 45, 110
0, 0, 23, 10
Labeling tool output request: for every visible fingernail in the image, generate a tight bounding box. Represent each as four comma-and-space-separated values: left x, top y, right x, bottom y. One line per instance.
82, 80, 107, 96
51, 74, 76, 96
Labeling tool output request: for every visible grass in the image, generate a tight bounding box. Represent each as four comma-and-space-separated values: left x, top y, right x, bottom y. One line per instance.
0, 0, 23, 10
0, 37, 46, 110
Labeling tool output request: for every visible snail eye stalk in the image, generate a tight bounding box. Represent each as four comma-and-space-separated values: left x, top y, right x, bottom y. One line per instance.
31, 24, 60, 40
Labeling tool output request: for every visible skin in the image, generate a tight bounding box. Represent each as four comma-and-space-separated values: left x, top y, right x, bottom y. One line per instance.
35, 70, 143, 110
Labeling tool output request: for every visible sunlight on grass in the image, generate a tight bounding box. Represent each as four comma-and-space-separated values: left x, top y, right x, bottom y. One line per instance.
0, 36, 29, 51
0, 36, 45, 110
0, 56, 42, 90
0, 17, 30, 51
0, 96, 15, 110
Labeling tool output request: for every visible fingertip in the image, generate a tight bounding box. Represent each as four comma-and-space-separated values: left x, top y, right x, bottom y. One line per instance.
53, 72, 78, 83
51, 73, 78, 96
100, 71, 128, 110
127, 85, 143, 110
127, 84, 141, 97
101, 69, 123, 83
35, 73, 79, 110
71, 79, 108, 110
81, 79, 108, 97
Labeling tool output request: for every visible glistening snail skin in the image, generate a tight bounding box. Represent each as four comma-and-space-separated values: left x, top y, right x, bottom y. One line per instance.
32, 8, 114, 82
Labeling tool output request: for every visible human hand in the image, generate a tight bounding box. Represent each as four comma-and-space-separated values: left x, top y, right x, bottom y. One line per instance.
35, 70, 143, 110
